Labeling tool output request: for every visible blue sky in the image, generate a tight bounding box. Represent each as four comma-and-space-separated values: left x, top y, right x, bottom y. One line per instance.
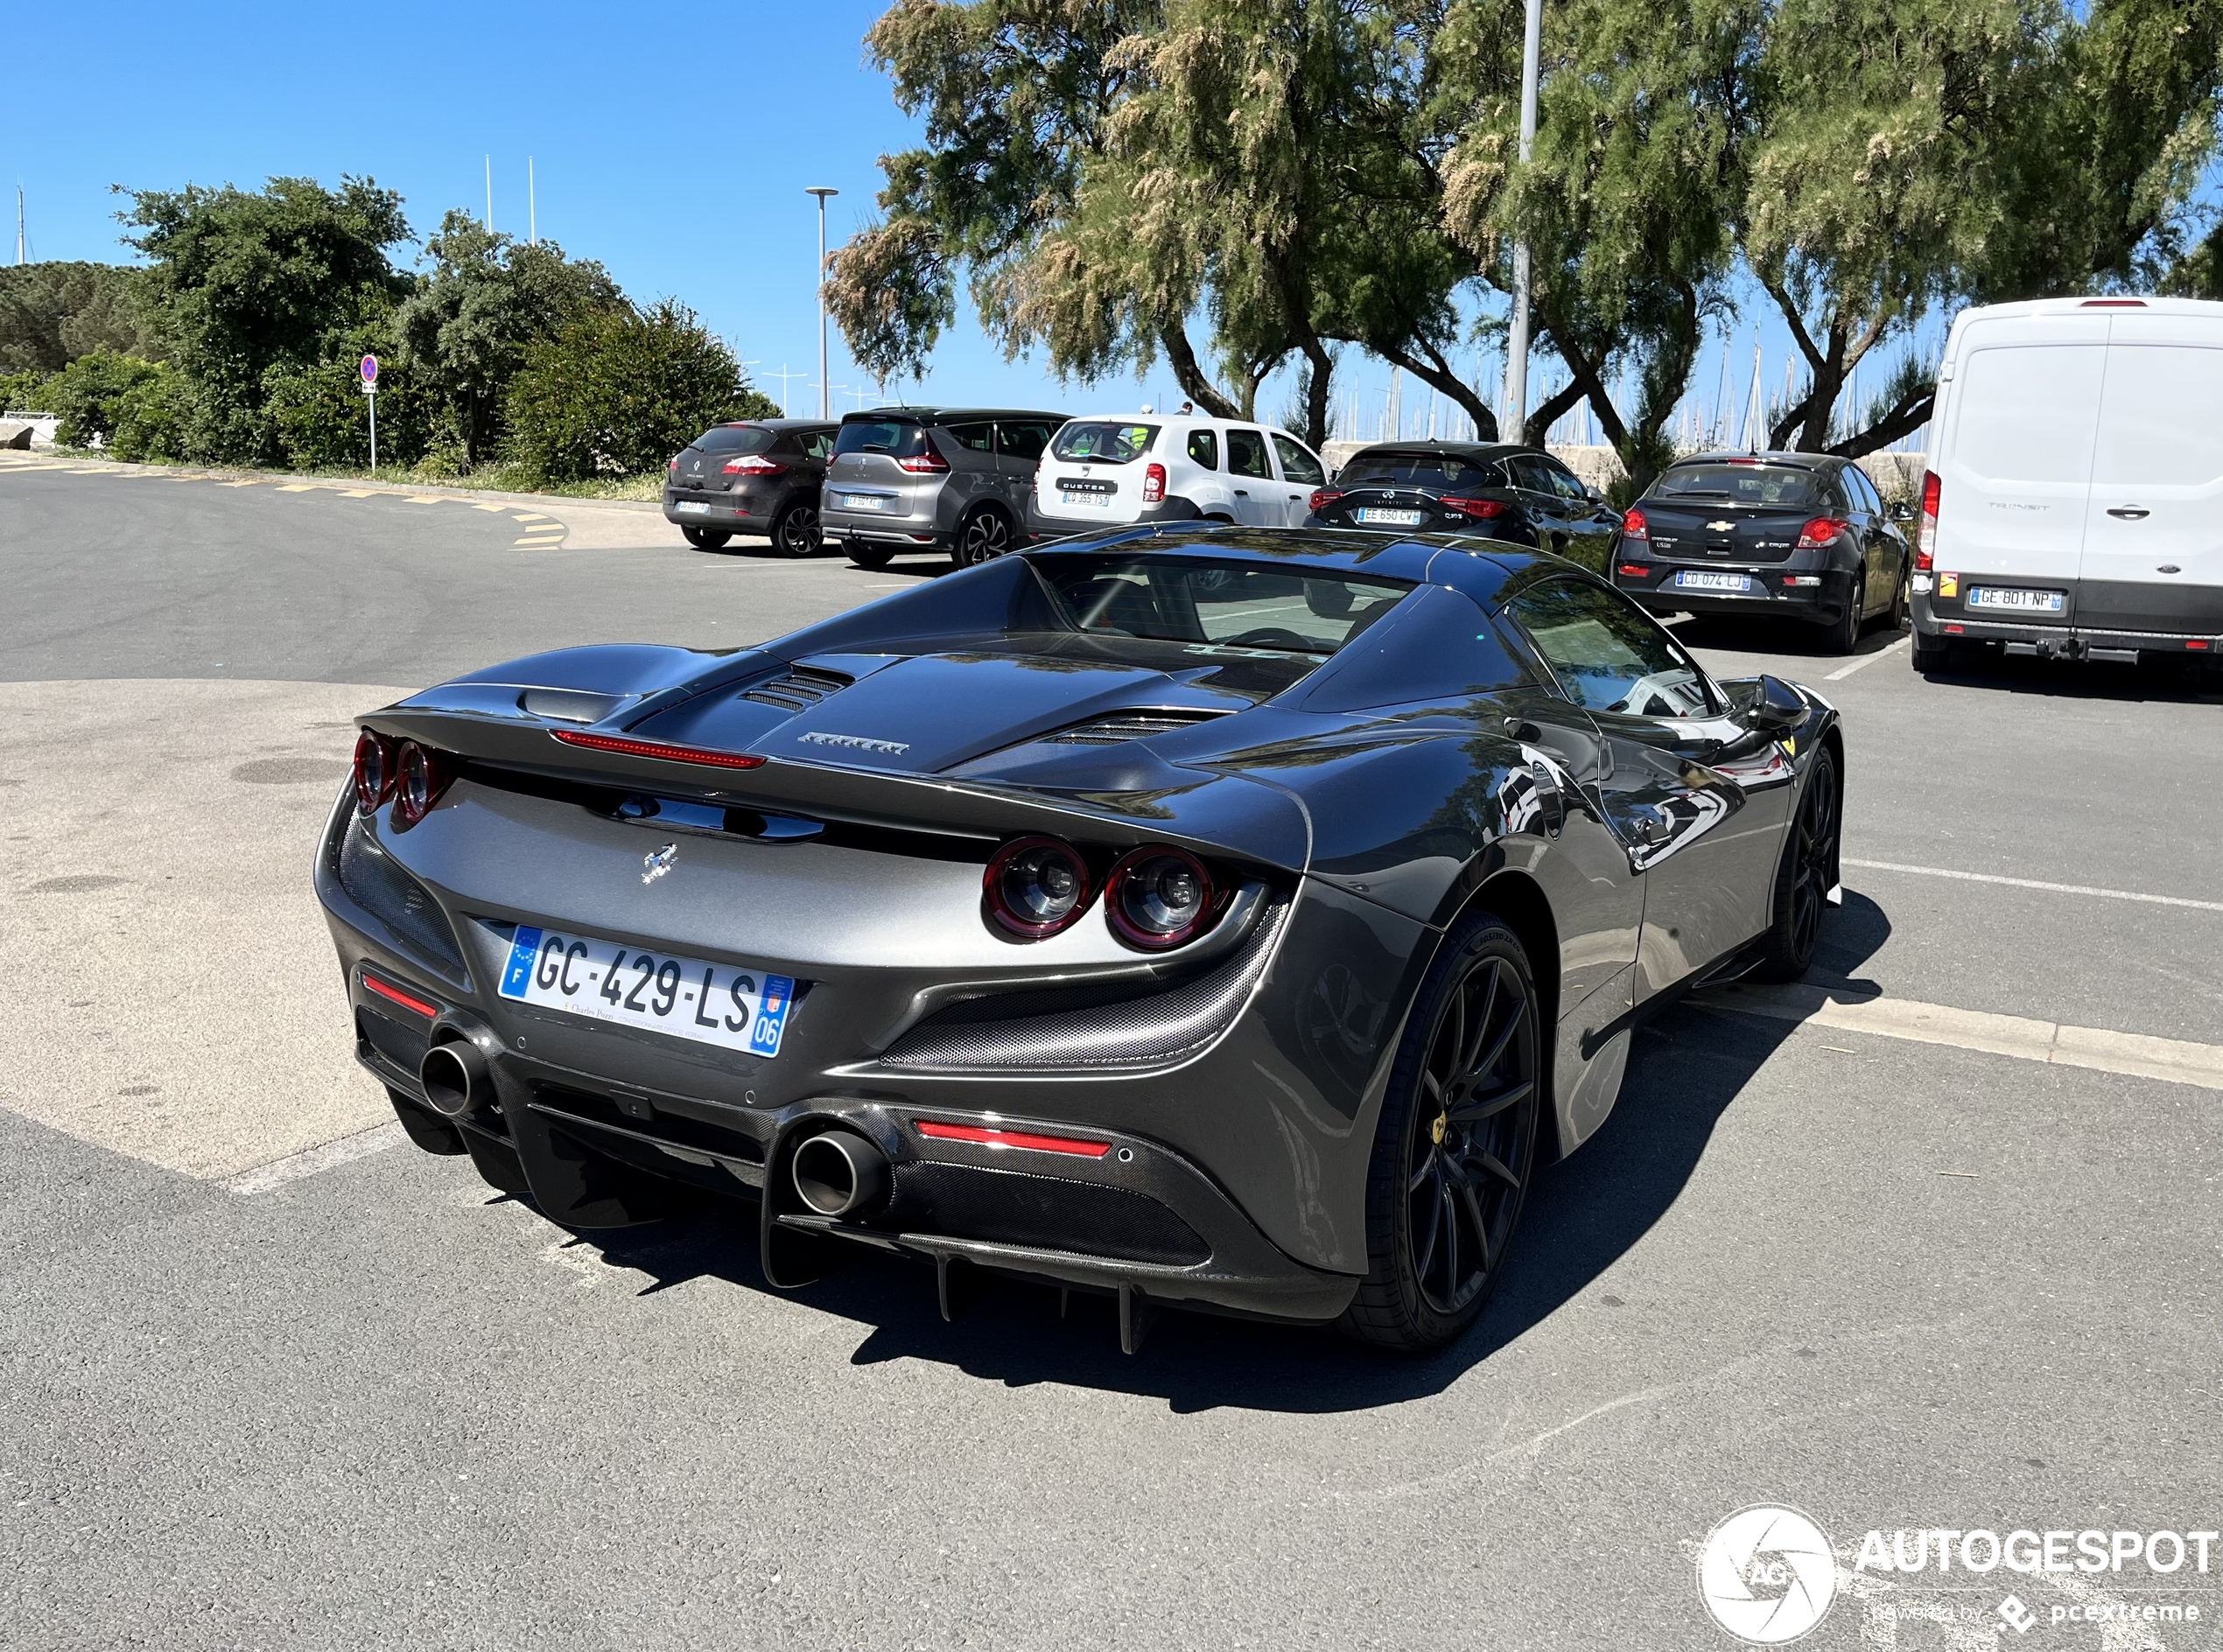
11, 0, 1938, 446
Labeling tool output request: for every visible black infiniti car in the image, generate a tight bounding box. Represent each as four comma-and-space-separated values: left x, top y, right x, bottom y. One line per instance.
320, 526, 1843, 1354
1611, 452, 1913, 653
1305, 442, 1624, 573
663, 418, 838, 556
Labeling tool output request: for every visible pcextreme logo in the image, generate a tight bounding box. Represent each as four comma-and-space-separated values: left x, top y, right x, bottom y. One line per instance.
1698, 1504, 1839, 1644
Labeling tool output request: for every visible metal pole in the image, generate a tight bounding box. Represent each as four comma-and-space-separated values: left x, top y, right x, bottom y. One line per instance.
368, 392, 377, 474
1499, 0, 1543, 444
529, 158, 536, 246
805, 188, 838, 419
485, 157, 493, 233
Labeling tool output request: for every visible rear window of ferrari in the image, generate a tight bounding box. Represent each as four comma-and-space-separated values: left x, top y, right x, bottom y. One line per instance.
1034, 555, 1413, 657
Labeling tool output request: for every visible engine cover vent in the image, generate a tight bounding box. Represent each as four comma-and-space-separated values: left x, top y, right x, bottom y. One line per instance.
743, 664, 854, 713
1041, 710, 1223, 746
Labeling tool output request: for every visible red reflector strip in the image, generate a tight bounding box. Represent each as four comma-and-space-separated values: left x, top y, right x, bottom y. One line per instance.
361, 971, 438, 1018
1945, 624, 1965, 634
915, 1120, 1112, 1158
550, 729, 768, 769
1617, 564, 1648, 577
2188, 640, 2210, 650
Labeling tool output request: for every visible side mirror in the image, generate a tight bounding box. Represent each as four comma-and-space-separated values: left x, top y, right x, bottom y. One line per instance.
1889, 500, 1913, 523
1585, 485, 1606, 505
1744, 674, 1806, 732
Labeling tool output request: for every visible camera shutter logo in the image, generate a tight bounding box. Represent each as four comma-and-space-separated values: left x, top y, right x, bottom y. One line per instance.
1698, 1504, 1838, 1644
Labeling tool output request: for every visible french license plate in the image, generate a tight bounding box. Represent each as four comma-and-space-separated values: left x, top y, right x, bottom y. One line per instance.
839, 493, 886, 512
1354, 507, 1426, 526
498, 926, 796, 1057
674, 500, 711, 515
1967, 585, 2065, 612
1060, 490, 1112, 507
1674, 570, 1753, 592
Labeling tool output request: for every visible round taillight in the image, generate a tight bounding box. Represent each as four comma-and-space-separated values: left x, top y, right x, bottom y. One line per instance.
984, 836, 1092, 938
390, 741, 445, 829
1105, 846, 1216, 949
352, 730, 394, 813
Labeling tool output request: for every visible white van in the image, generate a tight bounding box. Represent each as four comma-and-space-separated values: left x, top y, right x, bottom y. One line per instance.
1026, 412, 1329, 537
1911, 296, 2223, 670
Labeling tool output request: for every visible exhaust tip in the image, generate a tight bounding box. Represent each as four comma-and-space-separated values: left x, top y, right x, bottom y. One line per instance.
419, 1040, 488, 1117
791, 1130, 892, 1220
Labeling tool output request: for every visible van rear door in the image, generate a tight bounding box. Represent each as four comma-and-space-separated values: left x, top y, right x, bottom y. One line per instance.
1935, 314, 2108, 607
2076, 312, 2223, 636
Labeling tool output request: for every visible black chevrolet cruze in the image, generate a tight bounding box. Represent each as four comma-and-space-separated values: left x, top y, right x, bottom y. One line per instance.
1611, 452, 1914, 654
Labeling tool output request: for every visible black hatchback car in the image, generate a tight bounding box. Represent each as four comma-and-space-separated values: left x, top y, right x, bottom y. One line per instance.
663, 418, 839, 556
1610, 452, 1912, 653
1305, 442, 1624, 573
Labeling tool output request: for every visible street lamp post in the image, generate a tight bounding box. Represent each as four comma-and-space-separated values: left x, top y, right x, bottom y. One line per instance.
1500, 0, 1543, 444
805, 187, 838, 420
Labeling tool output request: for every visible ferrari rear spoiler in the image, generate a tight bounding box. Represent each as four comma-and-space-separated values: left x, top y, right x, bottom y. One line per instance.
359, 702, 1314, 875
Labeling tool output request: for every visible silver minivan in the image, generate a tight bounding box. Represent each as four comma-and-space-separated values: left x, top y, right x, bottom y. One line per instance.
821, 407, 1065, 570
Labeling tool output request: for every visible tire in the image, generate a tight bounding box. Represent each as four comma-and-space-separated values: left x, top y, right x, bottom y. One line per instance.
682, 526, 731, 550
1911, 632, 1952, 674
1817, 571, 1864, 654
1886, 559, 1911, 630
1751, 746, 1840, 983
1343, 913, 1542, 1354
845, 541, 894, 570
954, 505, 1013, 567
771, 501, 821, 558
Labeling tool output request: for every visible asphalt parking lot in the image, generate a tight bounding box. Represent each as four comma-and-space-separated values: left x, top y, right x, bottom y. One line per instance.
3, 456, 2218, 1650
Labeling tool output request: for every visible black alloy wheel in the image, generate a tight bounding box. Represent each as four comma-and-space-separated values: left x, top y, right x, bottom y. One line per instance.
1823, 571, 1865, 654
956, 506, 1013, 567
773, 502, 821, 558
845, 541, 894, 570
682, 526, 732, 550
1753, 746, 1840, 982
1345, 913, 1540, 1352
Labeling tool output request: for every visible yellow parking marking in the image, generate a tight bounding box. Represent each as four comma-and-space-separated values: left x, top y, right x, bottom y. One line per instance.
67, 466, 110, 473
511, 512, 550, 522
276, 483, 317, 492
514, 536, 565, 547
404, 495, 444, 504
471, 502, 508, 512
339, 488, 375, 498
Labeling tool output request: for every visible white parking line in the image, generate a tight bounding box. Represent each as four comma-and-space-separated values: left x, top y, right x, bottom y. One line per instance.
1823, 635, 1910, 680
222, 1121, 405, 1194
1692, 983, 2223, 1090
1844, 858, 2223, 914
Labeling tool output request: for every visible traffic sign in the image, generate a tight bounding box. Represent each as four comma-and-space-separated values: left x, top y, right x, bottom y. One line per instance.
361, 354, 379, 387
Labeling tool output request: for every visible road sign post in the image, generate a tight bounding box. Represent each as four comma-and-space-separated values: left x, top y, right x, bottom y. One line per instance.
361, 355, 380, 472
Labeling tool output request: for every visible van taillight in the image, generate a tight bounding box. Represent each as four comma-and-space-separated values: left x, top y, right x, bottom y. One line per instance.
1915, 471, 1939, 570
1142, 462, 1166, 504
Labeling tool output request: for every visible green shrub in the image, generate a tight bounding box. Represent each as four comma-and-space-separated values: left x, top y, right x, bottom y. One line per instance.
502, 298, 775, 484
0, 368, 52, 414
109, 365, 189, 461
46, 351, 167, 447
263, 326, 436, 472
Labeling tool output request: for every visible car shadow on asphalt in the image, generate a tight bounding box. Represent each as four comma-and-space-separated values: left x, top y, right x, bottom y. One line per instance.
1911, 651, 2223, 704
553, 895, 1891, 1415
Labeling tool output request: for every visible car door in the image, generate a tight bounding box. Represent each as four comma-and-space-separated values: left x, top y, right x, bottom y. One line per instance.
1507, 454, 1579, 558
2075, 318, 2223, 634
1270, 432, 1326, 525
1843, 465, 1897, 598
995, 419, 1055, 519
1539, 454, 1617, 573
1502, 577, 1796, 1004
1224, 427, 1280, 525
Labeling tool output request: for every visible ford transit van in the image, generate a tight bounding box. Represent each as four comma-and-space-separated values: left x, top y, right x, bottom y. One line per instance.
1911, 297, 2223, 671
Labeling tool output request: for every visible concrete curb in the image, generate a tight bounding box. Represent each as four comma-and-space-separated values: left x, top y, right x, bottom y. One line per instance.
2, 452, 665, 512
